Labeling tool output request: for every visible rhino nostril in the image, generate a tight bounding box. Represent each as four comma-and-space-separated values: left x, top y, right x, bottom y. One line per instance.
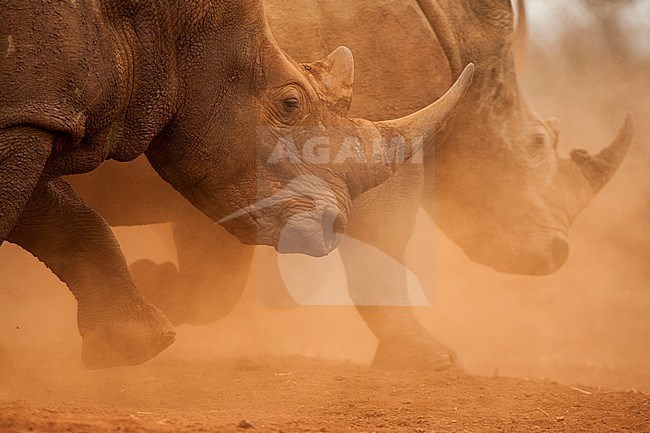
332, 213, 347, 234
320, 207, 346, 249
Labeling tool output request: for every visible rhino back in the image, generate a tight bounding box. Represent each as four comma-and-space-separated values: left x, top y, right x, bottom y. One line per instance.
1, 1, 180, 175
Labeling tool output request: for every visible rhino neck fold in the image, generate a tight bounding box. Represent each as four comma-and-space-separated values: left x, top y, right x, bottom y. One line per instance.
416, 0, 464, 75
145, 1, 277, 221
95, 0, 184, 163
418, 0, 521, 113
109, 0, 271, 155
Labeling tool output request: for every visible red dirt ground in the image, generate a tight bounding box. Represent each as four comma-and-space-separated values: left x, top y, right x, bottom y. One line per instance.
1, 356, 648, 433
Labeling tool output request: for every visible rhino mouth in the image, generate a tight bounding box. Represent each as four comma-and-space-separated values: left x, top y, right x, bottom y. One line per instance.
217, 174, 348, 256
219, 201, 346, 257
467, 230, 570, 276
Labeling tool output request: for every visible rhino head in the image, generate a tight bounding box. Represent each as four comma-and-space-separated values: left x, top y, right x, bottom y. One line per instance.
425, 0, 633, 275
145, 2, 475, 257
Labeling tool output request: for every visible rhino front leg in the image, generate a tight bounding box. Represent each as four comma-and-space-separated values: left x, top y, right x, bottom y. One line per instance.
130, 210, 253, 326
340, 165, 458, 371
7, 179, 175, 369
0, 127, 52, 241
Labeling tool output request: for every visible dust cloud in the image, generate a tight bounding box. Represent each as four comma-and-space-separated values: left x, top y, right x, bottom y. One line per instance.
0, 1, 648, 409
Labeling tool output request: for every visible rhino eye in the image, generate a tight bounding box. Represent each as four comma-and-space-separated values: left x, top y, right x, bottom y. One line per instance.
268, 84, 308, 125
282, 97, 299, 113
532, 134, 545, 149
527, 133, 547, 161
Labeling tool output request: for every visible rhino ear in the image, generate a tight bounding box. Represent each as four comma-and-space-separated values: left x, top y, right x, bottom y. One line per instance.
305, 46, 354, 115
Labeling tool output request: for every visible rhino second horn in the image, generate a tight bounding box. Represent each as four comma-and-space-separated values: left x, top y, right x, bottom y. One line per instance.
570, 114, 633, 193
324, 46, 355, 91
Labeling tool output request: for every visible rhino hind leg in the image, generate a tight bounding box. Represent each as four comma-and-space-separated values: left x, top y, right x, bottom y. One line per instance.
6, 179, 175, 369
131, 212, 253, 326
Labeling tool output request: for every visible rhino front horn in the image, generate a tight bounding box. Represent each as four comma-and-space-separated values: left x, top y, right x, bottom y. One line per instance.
570, 114, 634, 193
376, 63, 475, 162
346, 63, 474, 198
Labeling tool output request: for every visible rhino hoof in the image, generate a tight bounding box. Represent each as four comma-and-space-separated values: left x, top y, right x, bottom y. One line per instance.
80, 300, 176, 370
371, 338, 463, 372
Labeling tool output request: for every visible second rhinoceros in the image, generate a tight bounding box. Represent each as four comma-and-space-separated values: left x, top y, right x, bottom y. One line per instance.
0, 0, 473, 368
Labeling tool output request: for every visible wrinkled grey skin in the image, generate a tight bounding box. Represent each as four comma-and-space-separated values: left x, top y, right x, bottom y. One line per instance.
0, 0, 474, 368
73, 0, 631, 370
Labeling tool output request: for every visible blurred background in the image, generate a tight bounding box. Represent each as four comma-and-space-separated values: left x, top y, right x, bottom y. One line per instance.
1, 0, 648, 391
